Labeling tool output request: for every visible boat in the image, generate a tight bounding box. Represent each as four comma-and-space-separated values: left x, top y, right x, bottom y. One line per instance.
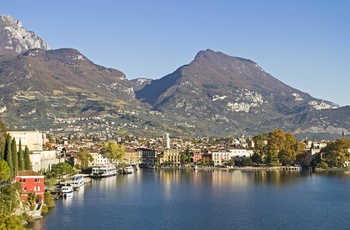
122, 165, 134, 174
60, 184, 74, 197
194, 165, 198, 170
90, 164, 117, 178
70, 174, 85, 190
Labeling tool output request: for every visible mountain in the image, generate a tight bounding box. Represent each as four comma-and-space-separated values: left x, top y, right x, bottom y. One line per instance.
136, 49, 340, 136
0, 48, 140, 129
130, 78, 152, 91
0, 15, 347, 138
0, 15, 49, 56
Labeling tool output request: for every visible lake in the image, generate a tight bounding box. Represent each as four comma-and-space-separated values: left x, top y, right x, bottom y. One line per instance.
27, 169, 350, 230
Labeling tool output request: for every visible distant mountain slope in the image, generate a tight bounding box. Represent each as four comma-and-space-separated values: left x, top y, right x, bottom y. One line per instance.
136, 49, 339, 135
130, 78, 152, 91
0, 15, 49, 56
0, 48, 141, 130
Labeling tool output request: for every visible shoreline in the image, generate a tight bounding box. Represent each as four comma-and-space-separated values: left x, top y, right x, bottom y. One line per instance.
155, 166, 350, 172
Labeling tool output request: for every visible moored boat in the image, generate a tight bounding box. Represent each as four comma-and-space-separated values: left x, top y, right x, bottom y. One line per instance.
60, 184, 74, 197
71, 174, 85, 190
90, 164, 117, 178
122, 165, 134, 174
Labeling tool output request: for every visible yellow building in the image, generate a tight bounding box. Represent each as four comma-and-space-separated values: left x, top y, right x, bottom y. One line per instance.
163, 149, 181, 166
123, 148, 141, 165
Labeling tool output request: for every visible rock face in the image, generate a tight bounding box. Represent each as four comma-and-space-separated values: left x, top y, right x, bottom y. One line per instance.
0, 15, 49, 56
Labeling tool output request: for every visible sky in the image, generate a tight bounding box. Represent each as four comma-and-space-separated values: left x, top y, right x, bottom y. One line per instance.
1, 0, 350, 106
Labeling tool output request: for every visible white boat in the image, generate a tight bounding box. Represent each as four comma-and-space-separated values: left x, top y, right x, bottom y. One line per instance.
61, 184, 74, 197
194, 165, 198, 170
122, 165, 134, 174
90, 164, 117, 178
70, 174, 85, 190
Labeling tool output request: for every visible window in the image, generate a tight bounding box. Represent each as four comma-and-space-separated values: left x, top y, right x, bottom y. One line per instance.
20, 178, 26, 183
23, 187, 26, 191
37, 186, 40, 191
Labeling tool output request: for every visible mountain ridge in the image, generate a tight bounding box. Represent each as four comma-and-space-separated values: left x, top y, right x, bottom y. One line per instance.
0, 15, 347, 138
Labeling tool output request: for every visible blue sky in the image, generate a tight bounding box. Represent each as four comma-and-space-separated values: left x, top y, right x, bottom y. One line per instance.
1, 0, 350, 106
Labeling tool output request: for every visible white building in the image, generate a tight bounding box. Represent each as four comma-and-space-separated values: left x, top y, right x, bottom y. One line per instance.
8, 130, 45, 151
30, 150, 59, 172
89, 152, 110, 166
212, 149, 253, 166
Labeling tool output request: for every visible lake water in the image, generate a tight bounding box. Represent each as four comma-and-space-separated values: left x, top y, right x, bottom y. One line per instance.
27, 169, 350, 230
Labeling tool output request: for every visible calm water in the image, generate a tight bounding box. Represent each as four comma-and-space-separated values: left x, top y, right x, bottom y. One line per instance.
28, 169, 350, 230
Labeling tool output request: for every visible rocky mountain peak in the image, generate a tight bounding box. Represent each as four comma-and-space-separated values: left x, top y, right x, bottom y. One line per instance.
0, 14, 49, 56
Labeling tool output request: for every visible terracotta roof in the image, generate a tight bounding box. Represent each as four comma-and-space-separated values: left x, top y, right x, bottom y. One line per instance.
17, 170, 43, 176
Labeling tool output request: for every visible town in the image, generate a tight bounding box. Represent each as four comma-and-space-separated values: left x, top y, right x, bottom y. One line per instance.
1, 124, 350, 228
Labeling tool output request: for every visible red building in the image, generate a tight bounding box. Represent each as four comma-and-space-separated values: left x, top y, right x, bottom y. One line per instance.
192, 149, 202, 164
15, 170, 45, 204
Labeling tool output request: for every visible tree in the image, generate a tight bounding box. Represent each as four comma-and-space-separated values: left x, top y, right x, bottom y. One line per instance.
0, 121, 6, 161
51, 162, 74, 179
76, 148, 93, 169
46, 134, 54, 143
11, 138, 18, 176
0, 213, 26, 230
17, 139, 24, 171
103, 141, 125, 162
0, 159, 10, 183
240, 157, 253, 166
180, 154, 189, 165
24, 146, 31, 170
253, 133, 268, 164
43, 142, 54, 150
4, 134, 13, 177
266, 129, 286, 165
321, 138, 350, 167
279, 132, 297, 165
0, 134, 5, 160
27, 192, 37, 206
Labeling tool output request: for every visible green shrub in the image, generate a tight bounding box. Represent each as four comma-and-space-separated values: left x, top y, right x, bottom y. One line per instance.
44, 192, 55, 208
42, 205, 49, 214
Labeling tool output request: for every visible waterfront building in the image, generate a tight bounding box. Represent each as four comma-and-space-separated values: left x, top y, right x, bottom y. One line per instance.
212, 148, 253, 166
192, 149, 202, 164
163, 149, 181, 166
138, 148, 157, 167
89, 151, 110, 166
124, 148, 141, 165
201, 153, 213, 165
15, 170, 45, 204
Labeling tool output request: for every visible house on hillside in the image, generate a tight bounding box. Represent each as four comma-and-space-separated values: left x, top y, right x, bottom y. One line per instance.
15, 170, 45, 204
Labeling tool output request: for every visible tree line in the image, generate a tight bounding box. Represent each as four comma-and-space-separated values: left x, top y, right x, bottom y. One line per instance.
251, 129, 306, 166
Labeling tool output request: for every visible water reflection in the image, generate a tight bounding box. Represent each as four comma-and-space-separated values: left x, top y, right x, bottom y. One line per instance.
27, 169, 350, 230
